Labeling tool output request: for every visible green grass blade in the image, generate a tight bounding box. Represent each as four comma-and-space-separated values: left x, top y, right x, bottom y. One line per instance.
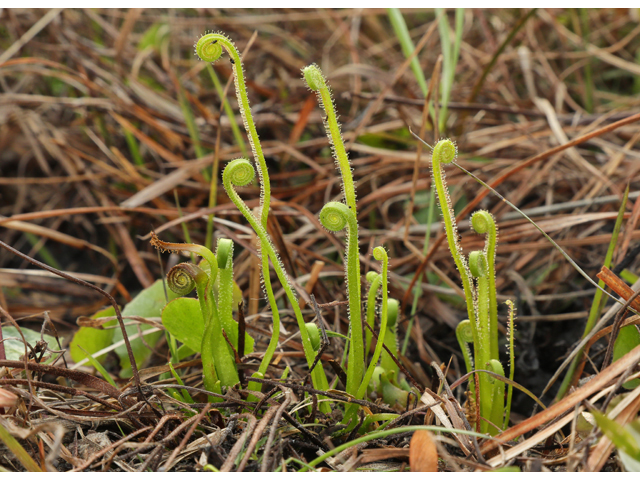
77, 345, 118, 388
436, 8, 464, 133
169, 362, 194, 403
556, 183, 629, 400
387, 9, 428, 97
591, 410, 640, 459
123, 128, 144, 166
301, 425, 491, 471
0, 423, 42, 472
24, 232, 60, 270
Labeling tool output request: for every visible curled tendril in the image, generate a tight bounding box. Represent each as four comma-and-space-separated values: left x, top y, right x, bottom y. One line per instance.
430, 138, 475, 334
366, 271, 379, 284
302, 64, 325, 92
469, 250, 488, 278
471, 210, 494, 235
167, 263, 206, 296
224, 158, 255, 187
456, 319, 474, 343
319, 201, 354, 232
195, 34, 224, 63
151, 232, 218, 280
194, 32, 271, 229
373, 246, 387, 262
432, 138, 457, 165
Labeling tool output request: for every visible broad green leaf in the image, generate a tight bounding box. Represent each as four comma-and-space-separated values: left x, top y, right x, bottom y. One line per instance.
162, 298, 203, 353
114, 280, 180, 378
162, 297, 254, 354
591, 411, 640, 471
69, 306, 116, 363
613, 325, 640, 389
3, 326, 62, 364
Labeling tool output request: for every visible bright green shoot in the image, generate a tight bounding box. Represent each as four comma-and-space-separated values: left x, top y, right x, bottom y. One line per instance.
302, 65, 357, 212
471, 211, 499, 360
195, 33, 271, 221
196, 32, 290, 401
430, 139, 515, 435
223, 159, 330, 412
305, 64, 365, 400
380, 298, 400, 384
151, 235, 238, 397
366, 271, 382, 353
431, 140, 477, 334
344, 246, 389, 428
319, 202, 363, 396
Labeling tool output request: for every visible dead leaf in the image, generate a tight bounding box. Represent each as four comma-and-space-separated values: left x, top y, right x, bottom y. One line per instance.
409, 430, 438, 472
0, 388, 19, 408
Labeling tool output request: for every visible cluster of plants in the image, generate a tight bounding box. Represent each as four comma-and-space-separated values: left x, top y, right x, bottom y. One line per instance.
143, 32, 416, 426
105, 30, 517, 435
46, 14, 640, 470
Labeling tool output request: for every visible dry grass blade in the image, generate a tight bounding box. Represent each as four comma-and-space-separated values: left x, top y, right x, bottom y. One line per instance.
482, 343, 640, 455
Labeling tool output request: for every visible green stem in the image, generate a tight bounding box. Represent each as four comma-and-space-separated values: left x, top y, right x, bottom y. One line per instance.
471, 210, 499, 360
366, 271, 382, 354
469, 249, 493, 434
380, 298, 400, 383
320, 201, 363, 395
197, 33, 284, 400
215, 238, 238, 347
430, 140, 478, 341
488, 359, 505, 435
455, 319, 475, 399
346, 247, 389, 427
504, 300, 516, 429
224, 159, 330, 412
196, 33, 271, 226
303, 65, 357, 212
